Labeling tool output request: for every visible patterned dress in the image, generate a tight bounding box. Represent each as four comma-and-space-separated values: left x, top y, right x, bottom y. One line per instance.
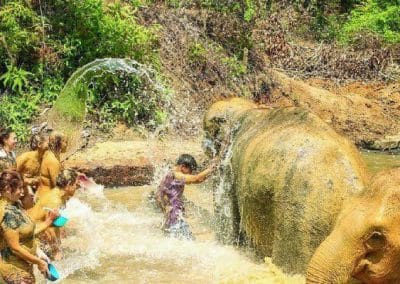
0, 148, 16, 173
0, 200, 38, 283
156, 172, 193, 240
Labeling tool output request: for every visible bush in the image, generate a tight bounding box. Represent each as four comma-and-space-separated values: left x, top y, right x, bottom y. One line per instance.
340, 0, 400, 45
43, 0, 158, 74
50, 59, 168, 133
0, 0, 159, 141
188, 42, 208, 63
0, 0, 43, 68
0, 92, 40, 140
86, 71, 167, 131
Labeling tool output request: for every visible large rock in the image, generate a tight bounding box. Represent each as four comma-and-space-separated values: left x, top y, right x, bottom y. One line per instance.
65, 139, 205, 187
365, 134, 400, 151
204, 98, 370, 274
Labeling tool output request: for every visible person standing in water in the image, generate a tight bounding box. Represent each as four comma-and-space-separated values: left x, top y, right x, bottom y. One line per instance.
156, 154, 215, 240
37, 132, 68, 199
28, 169, 79, 261
0, 170, 58, 283
16, 133, 49, 210
0, 128, 17, 173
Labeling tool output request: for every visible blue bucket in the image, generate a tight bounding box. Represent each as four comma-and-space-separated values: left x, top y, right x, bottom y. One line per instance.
52, 215, 68, 227
47, 263, 60, 281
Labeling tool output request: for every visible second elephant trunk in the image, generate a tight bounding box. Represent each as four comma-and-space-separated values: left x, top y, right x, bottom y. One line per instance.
306, 229, 363, 284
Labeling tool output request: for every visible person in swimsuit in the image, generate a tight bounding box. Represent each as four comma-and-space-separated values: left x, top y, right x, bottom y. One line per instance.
28, 169, 79, 260
0, 170, 58, 284
37, 132, 68, 199
16, 133, 49, 210
156, 154, 215, 240
0, 128, 17, 173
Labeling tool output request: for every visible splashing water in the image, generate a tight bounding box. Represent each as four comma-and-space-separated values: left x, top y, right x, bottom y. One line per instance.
47, 58, 170, 157
212, 121, 243, 245
31, 183, 303, 284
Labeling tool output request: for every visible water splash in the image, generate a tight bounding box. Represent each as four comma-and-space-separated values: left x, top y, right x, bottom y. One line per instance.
35, 186, 302, 283
213, 122, 242, 245
47, 58, 169, 156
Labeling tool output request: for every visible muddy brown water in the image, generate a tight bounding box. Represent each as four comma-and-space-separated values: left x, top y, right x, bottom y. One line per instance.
34, 152, 399, 284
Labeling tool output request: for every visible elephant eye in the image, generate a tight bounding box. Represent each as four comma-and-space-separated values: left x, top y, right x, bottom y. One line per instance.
367, 231, 386, 248
371, 231, 382, 239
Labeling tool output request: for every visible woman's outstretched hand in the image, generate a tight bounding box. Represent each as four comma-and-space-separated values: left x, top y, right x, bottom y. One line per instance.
45, 208, 60, 223
37, 247, 51, 264
38, 259, 49, 277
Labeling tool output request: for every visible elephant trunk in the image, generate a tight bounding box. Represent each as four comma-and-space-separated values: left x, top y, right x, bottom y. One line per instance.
306, 230, 362, 284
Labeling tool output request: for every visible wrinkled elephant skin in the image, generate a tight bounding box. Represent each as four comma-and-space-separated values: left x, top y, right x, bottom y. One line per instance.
204, 98, 369, 274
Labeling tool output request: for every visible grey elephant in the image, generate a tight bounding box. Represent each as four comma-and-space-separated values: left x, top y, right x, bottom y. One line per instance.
203, 98, 369, 274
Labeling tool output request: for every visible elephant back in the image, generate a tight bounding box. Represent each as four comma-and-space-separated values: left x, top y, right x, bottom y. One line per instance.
230, 106, 369, 274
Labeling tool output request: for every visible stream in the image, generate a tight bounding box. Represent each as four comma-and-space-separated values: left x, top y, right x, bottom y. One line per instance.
36, 151, 399, 283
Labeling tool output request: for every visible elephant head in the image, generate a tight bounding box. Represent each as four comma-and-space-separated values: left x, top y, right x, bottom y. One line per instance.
203, 97, 256, 157
307, 167, 400, 284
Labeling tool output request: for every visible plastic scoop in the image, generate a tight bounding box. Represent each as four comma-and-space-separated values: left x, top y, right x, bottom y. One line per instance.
43, 207, 69, 227
52, 215, 68, 227
47, 263, 60, 281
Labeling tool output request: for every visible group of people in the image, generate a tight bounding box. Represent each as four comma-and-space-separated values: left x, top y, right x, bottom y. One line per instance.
0, 127, 81, 283
0, 125, 217, 283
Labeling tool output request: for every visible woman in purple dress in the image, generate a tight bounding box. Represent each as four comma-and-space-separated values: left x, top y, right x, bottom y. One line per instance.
157, 154, 215, 240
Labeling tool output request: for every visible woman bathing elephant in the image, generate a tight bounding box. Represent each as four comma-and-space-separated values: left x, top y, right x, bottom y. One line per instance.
307, 167, 400, 284
204, 98, 369, 274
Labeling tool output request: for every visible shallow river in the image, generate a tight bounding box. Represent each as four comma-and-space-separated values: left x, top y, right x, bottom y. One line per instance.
37, 152, 399, 284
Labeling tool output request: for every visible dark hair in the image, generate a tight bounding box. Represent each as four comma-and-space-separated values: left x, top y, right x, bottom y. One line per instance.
0, 170, 23, 193
56, 169, 78, 188
48, 132, 65, 153
0, 128, 13, 147
30, 133, 48, 151
177, 154, 197, 172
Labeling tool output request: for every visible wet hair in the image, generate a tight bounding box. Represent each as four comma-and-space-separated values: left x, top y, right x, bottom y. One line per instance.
30, 133, 48, 151
56, 169, 78, 188
0, 128, 13, 147
176, 154, 197, 172
48, 132, 66, 153
0, 170, 23, 193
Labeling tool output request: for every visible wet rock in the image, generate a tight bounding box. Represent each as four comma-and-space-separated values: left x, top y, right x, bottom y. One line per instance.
364, 134, 400, 151
66, 156, 154, 187
64, 139, 205, 187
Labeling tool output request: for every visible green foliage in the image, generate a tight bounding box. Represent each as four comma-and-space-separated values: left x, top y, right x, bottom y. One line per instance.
244, 0, 256, 22
0, 0, 159, 141
0, 65, 33, 93
340, 0, 400, 44
188, 42, 208, 63
221, 55, 247, 77
0, 92, 40, 140
38, 76, 64, 104
0, 0, 42, 66
85, 71, 167, 131
46, 0, 157, 72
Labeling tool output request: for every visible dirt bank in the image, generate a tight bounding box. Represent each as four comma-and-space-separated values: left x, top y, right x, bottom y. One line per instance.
138, 5, 400, 150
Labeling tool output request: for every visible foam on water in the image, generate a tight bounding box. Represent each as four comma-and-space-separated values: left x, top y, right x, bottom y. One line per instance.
33, 185, 303, 283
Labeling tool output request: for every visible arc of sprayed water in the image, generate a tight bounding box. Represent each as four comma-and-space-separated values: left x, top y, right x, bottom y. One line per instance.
48, 58, 171, 158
